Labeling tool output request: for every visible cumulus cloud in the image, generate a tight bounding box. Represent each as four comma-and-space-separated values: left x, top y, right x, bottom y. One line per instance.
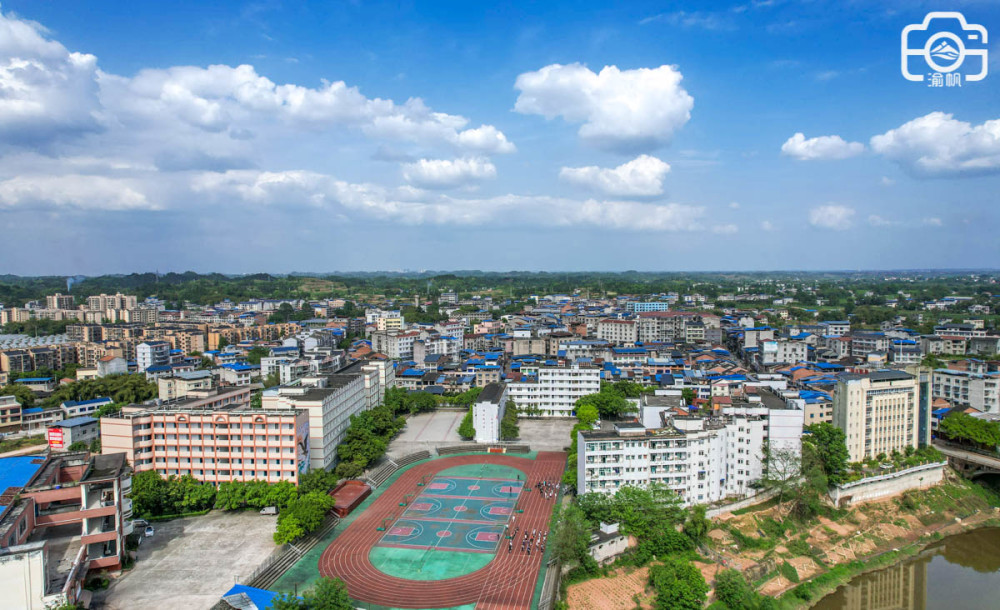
868, 214, 901, 227
0, 175, 153, 210
191, 169, 710, 231
781, 133, 864, 160
760, 220, 775, 231
809, 204, 854, 230
514, 63, 693, 153
0, 13, 104, 146
870, 112, 1000, 177
0, 10, 514, 158
559, 155, 670, 196
402, 157, 497, 189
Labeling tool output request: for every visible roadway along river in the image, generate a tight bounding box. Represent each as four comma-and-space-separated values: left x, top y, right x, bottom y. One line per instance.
811, 527, 1000, 610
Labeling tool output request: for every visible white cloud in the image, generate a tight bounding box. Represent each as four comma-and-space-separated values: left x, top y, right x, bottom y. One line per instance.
870, 112, 1000, 177
880, 176, 895, 186
781, 133, 864, 161
868, 214, 901, 227
514, 63, 693, 153
0, 10, 514, 158
402, 157, 497, 189
923, 217, 943, 226
0, 175, 153, 210
0, 13, 104, 146
712, 224, 739, 234
760, 220, 775, 231
190, 169, 711, 231
559, 155, 670, 197
728, 201, 740, 209
809, 204, 855, 230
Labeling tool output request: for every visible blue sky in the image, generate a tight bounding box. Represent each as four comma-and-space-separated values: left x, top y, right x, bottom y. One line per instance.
0, 0, 998, 274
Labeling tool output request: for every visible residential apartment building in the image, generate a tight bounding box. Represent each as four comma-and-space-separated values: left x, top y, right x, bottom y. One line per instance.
833, 371, 921, 462
596, 319, 638, 344
932, 368, 1000, 414
157, 370, 214, 401
626, 302, 670, 313
508, 365, 601, 417
45, 294, 75, 310
0, 395, 22, 433
136, 341, 170, 372
577, 405, 802, 505
101, 387, 308, 484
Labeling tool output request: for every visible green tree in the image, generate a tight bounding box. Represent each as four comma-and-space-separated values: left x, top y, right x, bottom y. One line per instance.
682, 504, 710, 544
298, 469, 339, 496
648, 556, 708, 610
576, 403, 599, 427
274, 492, 334, 544
272, 576, 354, 609
500, 401, 519, 440
804, 422, 849, 486
681, 388, 696, 405
458, 409, 476, 440
713, 569, 756, 610
245, 346, 269, 365
550, 504, 596, 573
67, 441, 90, 451
0, 383, 35, 407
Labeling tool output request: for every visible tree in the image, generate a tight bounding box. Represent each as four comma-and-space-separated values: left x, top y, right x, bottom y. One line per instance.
576, 403, 599, 427
682, 504, 710, 544
458, 409, 476, 440
804, 422, 849, 486
940, 412, 1000, 449
245, 346, 269, 365
549, 504, 597, 575
67, 441, 90, 451
272, 576, 353, 609
648, 556, 708, 610
500, 401, 519, 440
758, 444, 802, 503
575, 390, 631, 419
274, 492, 334, 544
0, 383, 35, 407
298, 469, 339, 496
714, 569, 757, 610
681, 388, 696, 405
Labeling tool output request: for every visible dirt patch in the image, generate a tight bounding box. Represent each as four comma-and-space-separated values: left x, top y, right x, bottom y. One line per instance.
566, 566, 653, 610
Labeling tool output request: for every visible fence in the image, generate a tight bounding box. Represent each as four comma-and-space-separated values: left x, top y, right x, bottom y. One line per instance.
437, 442, 531, 455
537, 558, 561, 610
240, 513, 341, 589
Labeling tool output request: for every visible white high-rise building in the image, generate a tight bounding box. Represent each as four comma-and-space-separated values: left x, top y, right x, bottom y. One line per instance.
833, 370, 920, 463
472, 383, 507, 443
136, 341, 170, 372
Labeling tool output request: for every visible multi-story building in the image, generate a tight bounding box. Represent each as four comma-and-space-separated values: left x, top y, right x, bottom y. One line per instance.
577, 405, 802, 505
0, 394, 22, 433
157, 370, 215, 401
101, 387, 308, 484
262, 361, 392, 470
85, 293, 137, 312
833, 370, 921, 462
508, 365, 601, 417
472, 383, 507, 443
47, 416, 100, 450
626, 302, 670, 313
136, 341, 170, 372
60, 397, 113, 418
596, 319, 638, 344
371, 330, 419, 360
0, 451, 133, 600
932, 368, 1000, 414
45, 294, 76, 310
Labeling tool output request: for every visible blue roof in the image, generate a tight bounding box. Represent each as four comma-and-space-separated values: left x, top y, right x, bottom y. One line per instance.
932, 408, 951, 417
54, 416, 99, 428
145, 365, 172, 372
22, 407, 43, 414
221, 584, 282, 610
221, 363, 258, 371
16, 377, 52, 383
0, 456, 46, 511
62, 397, 112, 407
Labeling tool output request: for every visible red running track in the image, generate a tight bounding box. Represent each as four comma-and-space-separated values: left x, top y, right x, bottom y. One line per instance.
318, 452, 566, 610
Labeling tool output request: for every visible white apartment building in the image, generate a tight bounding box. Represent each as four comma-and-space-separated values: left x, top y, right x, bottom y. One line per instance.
136, 341, 170, 372
472, 382, 507, 443
261, 360, 394, 470
596, 319, 638, 344
833, 371, 920, 462
577, 405, 802, 506
371, 330, 419, 360
508, 365, 601, 417
932, 368, 1000, 414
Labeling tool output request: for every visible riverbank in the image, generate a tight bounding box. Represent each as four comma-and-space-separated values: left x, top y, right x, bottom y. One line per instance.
707, 469, 1000, 608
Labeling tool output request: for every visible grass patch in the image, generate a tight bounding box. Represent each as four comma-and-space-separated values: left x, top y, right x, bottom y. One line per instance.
779, 561, 800, 583
0, 435, 47, 453
731, 496, 781, 516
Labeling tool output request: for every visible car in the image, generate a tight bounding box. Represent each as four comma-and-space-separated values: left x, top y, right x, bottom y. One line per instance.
259, 506, 278, 515
144, 525, 155, 537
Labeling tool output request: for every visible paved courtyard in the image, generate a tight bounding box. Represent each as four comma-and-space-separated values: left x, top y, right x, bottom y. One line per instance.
94, 511, 278, 610
388, 410, 575, 456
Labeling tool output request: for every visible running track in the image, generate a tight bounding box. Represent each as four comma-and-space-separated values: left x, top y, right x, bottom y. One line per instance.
318, 452, 566, 609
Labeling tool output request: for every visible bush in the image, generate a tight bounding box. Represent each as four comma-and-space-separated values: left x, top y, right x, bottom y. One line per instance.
458, 409, 475, 440
786, 537, 811, 556
274, 492, 334, 544
779, 561, 800, 583
649, 557, 708, 610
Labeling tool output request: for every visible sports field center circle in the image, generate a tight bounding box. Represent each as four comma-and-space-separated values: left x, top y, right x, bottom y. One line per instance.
319, 452, 567, 609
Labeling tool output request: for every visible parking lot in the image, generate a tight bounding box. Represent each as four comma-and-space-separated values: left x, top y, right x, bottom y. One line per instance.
94, 511, 278, 610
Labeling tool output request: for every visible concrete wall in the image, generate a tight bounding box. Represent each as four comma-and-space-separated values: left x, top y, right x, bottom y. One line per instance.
829, 461, 947, 507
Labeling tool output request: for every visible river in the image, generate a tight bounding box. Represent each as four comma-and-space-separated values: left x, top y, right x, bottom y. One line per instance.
811, 527, 1000, 610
